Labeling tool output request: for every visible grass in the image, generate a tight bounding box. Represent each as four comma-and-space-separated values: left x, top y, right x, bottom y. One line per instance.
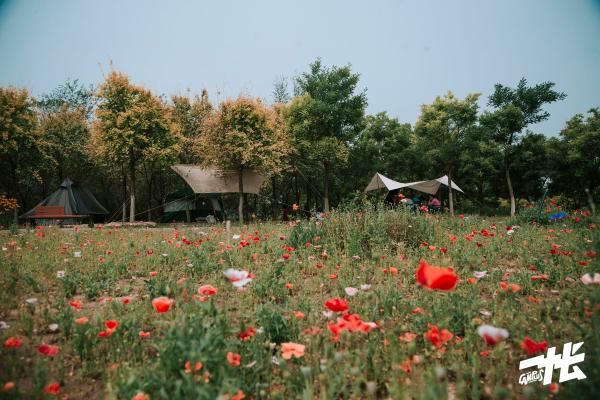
0, 205, 599, 399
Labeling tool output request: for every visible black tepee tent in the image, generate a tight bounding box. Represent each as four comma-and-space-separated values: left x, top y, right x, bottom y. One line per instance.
21, 179, 109, 221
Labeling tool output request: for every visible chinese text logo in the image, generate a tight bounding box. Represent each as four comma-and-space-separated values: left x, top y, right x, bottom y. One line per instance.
519, 342, 586, 385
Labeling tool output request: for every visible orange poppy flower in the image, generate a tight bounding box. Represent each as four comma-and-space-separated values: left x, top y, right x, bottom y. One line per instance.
184, 360, 203, 373
399, 332, 418, 342
416, 259, 459, 291
293, 311, 305, 319
281, 342, 305, 359
1, 382, 15, 392
152, 296, 174, 313
75, 317, 89, 325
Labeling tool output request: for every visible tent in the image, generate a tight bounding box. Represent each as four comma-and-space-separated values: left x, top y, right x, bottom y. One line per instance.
160, 187, 224, 223
364, 173, 464, 194
171, 165, 266, 194
364, 173, 404, 192
21, 178, 109, 220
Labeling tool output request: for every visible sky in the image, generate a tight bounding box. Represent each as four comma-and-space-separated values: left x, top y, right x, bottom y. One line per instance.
1, 0, 599, 136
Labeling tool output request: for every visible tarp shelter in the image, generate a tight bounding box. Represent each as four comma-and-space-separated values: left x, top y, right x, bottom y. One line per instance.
160, 187, 224, 223
364, 173, 464, 194
171, 165, 266, 194
21, 178, 109, 219
364, 173, 404, 192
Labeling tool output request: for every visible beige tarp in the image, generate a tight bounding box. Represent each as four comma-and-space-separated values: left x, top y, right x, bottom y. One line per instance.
364, 173, 464, 194
364, 173, 404, 192
171, 165, 266, 194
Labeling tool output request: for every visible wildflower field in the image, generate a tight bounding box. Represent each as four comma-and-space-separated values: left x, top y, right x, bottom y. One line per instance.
1, 207, 599, 399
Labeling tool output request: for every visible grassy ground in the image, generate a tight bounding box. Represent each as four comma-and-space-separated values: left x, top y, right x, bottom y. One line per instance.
0, 207, 599, 399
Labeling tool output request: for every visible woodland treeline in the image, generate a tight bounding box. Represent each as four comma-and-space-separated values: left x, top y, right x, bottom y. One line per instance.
1, 59, 599, 222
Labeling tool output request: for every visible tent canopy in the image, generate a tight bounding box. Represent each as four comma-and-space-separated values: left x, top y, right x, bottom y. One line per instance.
364, 173, 404, 192
171, 165, 266, 194
21, 178, 108, 218
364, 173, 464, 195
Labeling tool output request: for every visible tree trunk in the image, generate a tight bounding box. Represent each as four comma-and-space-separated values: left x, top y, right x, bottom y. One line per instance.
305, 180, 312, 218
129, 159, 136, 223
122, 169, 127, 223
271, 176, 278, 219
447, 165, 454, 217
505, 164, 516, 217
323, 162, 330, 213
147, 179, 153, 221
238, 166, 244, 224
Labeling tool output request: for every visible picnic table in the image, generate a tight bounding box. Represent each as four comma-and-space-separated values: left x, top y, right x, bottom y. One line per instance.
25, 206, 88, 225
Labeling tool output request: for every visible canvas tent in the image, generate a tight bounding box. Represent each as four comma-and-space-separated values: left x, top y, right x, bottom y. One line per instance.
160, 187, 224, 223
171, 165, 266, 194
364, 173, 464, 194
21, 178, 109, 220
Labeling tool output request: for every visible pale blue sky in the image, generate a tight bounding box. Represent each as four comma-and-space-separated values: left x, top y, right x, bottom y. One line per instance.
1, 0, 599, 136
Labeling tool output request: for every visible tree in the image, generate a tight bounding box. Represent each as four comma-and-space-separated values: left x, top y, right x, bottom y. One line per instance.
0, 87, 49, 210
38, 79, 95, 186
415, 91, 480, 216
346, 112, 414, 193
170, 89, 213, 164
548, 108, 600, 206
482, 78, 566, 216
272, 76, 291, 104
93, 71, 179, 222
510, 132, 549, 200
199, 96, 290, 223
289, 59, 367, 212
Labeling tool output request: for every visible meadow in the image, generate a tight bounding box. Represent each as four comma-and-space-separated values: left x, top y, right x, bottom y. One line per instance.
0, 203, 598, 399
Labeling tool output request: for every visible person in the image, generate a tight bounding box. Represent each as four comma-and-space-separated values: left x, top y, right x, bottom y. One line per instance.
428, 195, 441, 212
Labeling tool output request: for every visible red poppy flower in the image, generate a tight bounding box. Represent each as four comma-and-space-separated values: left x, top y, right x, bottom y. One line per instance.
324, 298, 349, 313
4, 337, 22, 348
38, 344, 59, 356
132, 392, 150, 400
152, 296, 174, 313
227, 352, 241, 366
198, 284, 218, 296
105, 320, 119, 330
520, 336, 548, 355
238, 326, 257, 341
416, 259, 459, 291
477, 325, 509, 345
75, 316, 89, 325
499, 281, 521, 293
423, 325, 453, 348
69, 300, 83, 309
43, 382, 60, 395
139, 331, 151, 338
231, 390, 245, 400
